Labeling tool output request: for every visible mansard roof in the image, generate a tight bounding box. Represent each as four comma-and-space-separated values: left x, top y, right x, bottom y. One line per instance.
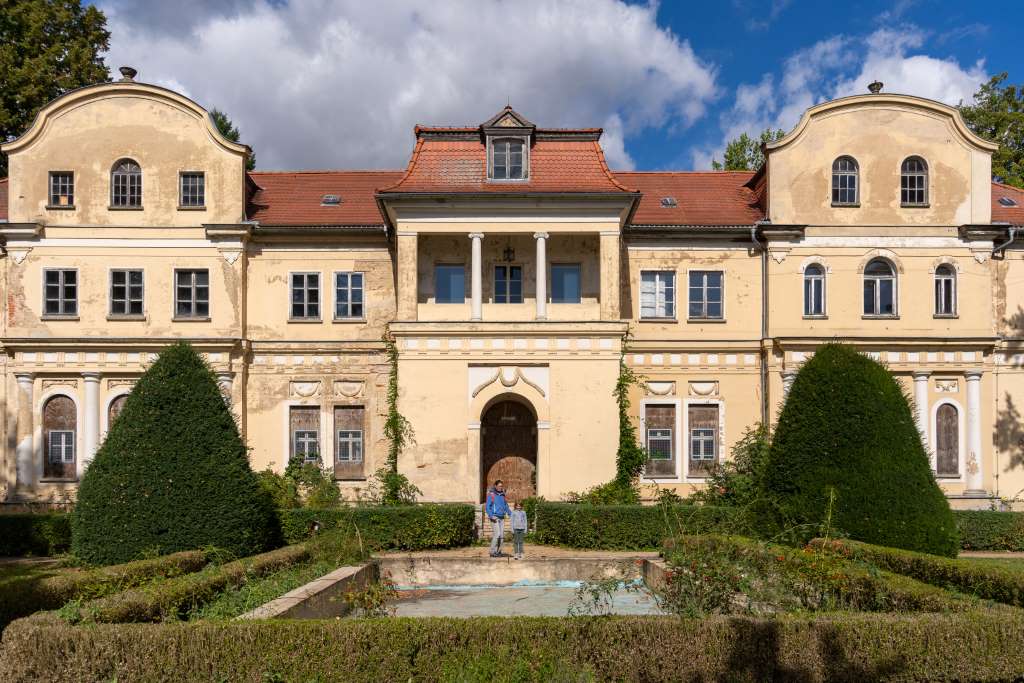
616, 171, 764, 226
0, 178, 7, 222
993, 182, 1024, 225
246, 170, 402, 226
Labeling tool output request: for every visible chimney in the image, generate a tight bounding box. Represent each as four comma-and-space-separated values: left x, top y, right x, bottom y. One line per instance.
119, 66, 138, 82
867, 80, 883, 94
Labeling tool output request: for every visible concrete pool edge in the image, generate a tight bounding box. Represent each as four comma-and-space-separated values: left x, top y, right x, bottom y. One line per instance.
236, 562, 378, 620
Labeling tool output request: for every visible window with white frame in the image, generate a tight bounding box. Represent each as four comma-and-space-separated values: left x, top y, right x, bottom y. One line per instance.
335, 272, 364, 319
490, 138, 526, 180
49, 171, 74, 207
179, 172, 205, 208
111, 159, 142, 208
290, 272, 320, 320
831, 156, 859, 205
48, 430, 75, 464
43, 394, 76, 480
175, 269, 209, 318
337, 430, 363, 462
43, 269, 78, 316
110, 269, 144, 316
494, 265, 523, 304
643, 404, 677, 478
901, 156, 928, 206
640, 271, 676, 319
688, 271, 723, 320
294, 431, 319, 462
803, 264, 825, 316
863, 259, 896, 316
688, 404, 719, 477
934, 264, 956, 316
289, 406, 320, 464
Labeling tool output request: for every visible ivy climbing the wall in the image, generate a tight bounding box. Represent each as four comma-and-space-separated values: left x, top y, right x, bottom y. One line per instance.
375, 328, 420, 505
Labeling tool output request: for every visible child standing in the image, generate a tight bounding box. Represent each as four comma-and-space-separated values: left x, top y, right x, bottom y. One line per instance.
510, 502, 528, 560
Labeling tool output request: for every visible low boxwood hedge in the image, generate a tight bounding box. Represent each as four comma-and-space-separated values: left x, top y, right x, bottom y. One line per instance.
281, 504, 476, 550
533, 503, 742, 550
3, 612, 1024, 682
954, 510, 1024, 551
0, 513, 71, 556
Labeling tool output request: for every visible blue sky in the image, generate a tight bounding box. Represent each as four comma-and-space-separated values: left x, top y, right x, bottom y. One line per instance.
97, 0, 1022, 172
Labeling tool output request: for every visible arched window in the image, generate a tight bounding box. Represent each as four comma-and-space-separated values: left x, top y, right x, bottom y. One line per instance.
934, 264, 956, 316
935, 403, 959, 477
803, 264, 825, 316
831, 156, 858, 205
901, 156, 928, 206
108, 394, 128, 426
43, 395, 76, 480
111, 158, 142, 208
863, 258, 896, 316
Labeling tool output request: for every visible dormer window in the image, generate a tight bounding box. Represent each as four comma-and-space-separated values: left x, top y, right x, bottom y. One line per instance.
490, 137, 527, 180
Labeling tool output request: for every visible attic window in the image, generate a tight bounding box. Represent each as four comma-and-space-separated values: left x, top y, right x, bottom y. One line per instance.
489, 138, 528, 180
321, 194, 342, 206
660, 197, 678, 208
999, 196, 1018, 207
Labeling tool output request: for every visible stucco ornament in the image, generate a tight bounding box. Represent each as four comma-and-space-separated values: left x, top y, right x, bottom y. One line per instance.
8, 249, 31, 265
471, 367, 546, 398
333, 380, 364, 398
42, 378, 78, 391
935, 379, 958, 393
289, 380, 321, 398
688, 381, 719, 397
966, 451, 980, 475
645, 381, 675, 396
107, 378, 136, 389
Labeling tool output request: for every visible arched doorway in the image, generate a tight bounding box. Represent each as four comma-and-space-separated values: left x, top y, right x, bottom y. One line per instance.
480, 399, 537, 504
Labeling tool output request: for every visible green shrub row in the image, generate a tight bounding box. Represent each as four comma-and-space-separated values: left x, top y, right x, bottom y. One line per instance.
0, 513, 71, 556
955, 510, 1024, 551
281, 504, 476, 550
811, 537, 1024, 608
0, 550, 209, 633
4, 613, 1024, 682
532, 503, 742, 550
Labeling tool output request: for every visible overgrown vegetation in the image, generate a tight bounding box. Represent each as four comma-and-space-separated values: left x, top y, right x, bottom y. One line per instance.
280, 504, 476, 549
72, 342, 281, 565
691, 424, 771, 524
0, 513, 71, 556
379, 329, 420, 505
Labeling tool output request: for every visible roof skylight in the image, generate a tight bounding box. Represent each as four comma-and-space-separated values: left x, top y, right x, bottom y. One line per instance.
660, 196, 678, 208
321, 194, 342, 206
999, 196, 1018, 207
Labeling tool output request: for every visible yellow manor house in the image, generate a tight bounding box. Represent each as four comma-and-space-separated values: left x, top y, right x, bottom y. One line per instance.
2, 67, 1024, 510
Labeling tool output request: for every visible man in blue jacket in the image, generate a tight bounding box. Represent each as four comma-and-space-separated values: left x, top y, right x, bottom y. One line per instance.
485, 479, 510, 558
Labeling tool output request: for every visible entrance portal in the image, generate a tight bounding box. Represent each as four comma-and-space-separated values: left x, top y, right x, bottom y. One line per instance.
480, 400, 537, 504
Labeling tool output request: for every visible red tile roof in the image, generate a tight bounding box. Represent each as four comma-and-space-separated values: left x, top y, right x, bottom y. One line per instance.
247, 170, 402, 226
992, 181, 1024, 224
616, 171, 764, 225
379, 135, 635, 195
0, 178, 7, 221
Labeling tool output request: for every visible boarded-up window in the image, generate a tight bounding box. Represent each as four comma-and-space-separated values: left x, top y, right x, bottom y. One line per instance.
43, 395, 76, 480
108, 394, 128, 425
644, 404, 676, 478
936, 404, 959, 477
334, 406, 365, 480
289, 406, 320, 464
688, 404, 719, 478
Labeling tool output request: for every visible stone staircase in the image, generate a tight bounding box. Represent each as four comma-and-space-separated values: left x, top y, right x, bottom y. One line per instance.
477, 504, 512, 540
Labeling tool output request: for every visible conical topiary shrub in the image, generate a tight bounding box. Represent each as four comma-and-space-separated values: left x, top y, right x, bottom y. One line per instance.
72, 342, 280, 565
762, 343, 958, 556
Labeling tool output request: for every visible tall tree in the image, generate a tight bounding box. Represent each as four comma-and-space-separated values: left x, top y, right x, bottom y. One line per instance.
0, 0, 110, 176
211, 108, 255, 170
712, 128, 786, 171
959, 73, 1024, 188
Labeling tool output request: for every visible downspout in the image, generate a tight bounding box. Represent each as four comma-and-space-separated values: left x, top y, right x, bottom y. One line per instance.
993, 226, 1018, 257
991, 225, 1018, 499
751, 222, 769, 426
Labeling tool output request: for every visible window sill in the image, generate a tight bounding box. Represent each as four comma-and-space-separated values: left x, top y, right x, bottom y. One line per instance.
550, 301, 583, 305
638, 317, 677, 323
802, 315, 828, 320
172, 316, 211, 322
107, 315, 147, 321
41, 315, 80, 321
434, 301, 467, 305
933, 314, 958, 319
287, 318, 323, 324
45, 205, 76, 211
177, 206, 207, 211
334, 475, 367, 482
39, 478, 78, 484
831, 202, 860, 208
333, 317, 366, 324
900, 203, 930, 209
687, 318, 726, 323
108, 206, 144, 211
485, 177, 530, 183
861, 315, 899, 320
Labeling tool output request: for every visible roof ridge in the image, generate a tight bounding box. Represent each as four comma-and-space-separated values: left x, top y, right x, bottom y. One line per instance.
993, 180, 1024, 192
377, 137, 426, 193
616, 170, 755, 176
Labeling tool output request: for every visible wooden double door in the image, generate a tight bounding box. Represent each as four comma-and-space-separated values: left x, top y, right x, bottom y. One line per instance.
480, 400, 537, 504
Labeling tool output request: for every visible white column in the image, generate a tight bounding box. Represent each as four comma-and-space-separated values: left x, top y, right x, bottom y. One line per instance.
534, 232, 548, 320
469, 232, 484, 321
15, 373, 34, 489
965, 370, 985, 492
912, 371, 930, 457
82, 372, 101, 473
781, 371, 796, 398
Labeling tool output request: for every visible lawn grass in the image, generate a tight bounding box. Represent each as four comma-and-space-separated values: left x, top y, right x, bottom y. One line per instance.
957, 556, 1024, 572
0, 561, 72, 589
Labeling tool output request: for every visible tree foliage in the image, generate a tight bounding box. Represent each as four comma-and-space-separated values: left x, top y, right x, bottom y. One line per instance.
72, 342, 280, 565
0, 0, 110, 176
762, 343, 958, 556
211, 108, 255, 171
711, 128, 786, 171
959, 72, 1024, 188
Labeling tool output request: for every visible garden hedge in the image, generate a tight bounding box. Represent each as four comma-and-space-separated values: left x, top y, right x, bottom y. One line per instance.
955, 510, 1024, 551
763, 344, 959, 556
281, 504, 476, 550
0, 513, 70, 556
4, 613, 1024, 682
533, 503, 741, 550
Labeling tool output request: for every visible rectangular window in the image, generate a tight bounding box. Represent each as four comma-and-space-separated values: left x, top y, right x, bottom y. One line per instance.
47, 430, 75, 464
334, 405, 366, 480
110, 269, 144, 316
688, 271, 723, 320
490, 138, 526, 180
804, 275, 824, 317
935, 277, 955, 316
640, 271, 675, 319
48, 172, 74, 207
290, 272, 320, 320
643, 404, 677, 479
435, 264, 466, 304
494, 265, 523, 304
175, 269, 209, 318
179, 172, 205, 208
335, 272, 364, 319
289, 406, 320, 464
43, 269, 78, 316
550, 264, 581, 304
688, 405, 720, 478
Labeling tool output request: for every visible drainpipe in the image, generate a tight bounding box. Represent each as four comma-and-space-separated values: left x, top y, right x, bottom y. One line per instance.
993, 226, 1018, 258
751, 222, 770, 426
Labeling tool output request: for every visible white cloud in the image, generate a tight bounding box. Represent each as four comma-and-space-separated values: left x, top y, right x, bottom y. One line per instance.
99, 0, 717, 170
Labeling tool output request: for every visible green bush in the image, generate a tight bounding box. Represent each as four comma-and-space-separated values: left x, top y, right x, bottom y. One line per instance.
281, 504, 476, 550
4, 612, 1024, 682
533, 502, 741, 550
762, 343, 958, 556
72, 342, 281, 565
0, 513, 71, 556
955, 510, 1024, 551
